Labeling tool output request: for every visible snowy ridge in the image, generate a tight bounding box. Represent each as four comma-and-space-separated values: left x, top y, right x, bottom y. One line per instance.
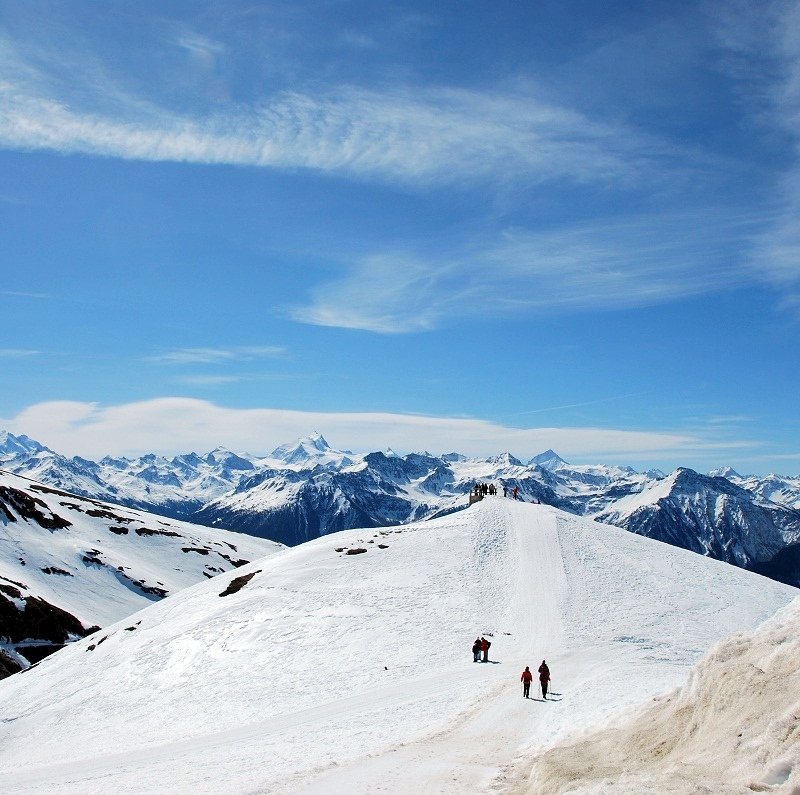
0, 469, 283, 674
0, 499, 794, 793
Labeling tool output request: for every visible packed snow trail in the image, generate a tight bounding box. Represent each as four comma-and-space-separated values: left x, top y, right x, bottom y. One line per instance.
295, 501, 570, 794
514, 595, 800, 794
0, 500, 795, 794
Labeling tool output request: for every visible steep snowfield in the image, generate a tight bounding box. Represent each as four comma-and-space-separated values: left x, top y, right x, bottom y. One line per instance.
0, 470, 283, 665
516, 596, 800, 794
0, 499, 795, 794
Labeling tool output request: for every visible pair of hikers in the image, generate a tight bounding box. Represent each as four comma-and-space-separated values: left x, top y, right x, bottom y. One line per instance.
472, 636, 491, 662
521, 660, 550, 699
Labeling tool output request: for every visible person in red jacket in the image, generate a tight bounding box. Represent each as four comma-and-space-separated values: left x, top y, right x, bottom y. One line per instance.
480, 636, 491, 662
538, 660, 550, 699
520, 666, 533, 698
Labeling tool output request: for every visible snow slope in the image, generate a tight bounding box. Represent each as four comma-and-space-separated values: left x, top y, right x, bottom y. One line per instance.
0, 470, 283, 670
0, 500, 795, 794
516, 595, 800, 794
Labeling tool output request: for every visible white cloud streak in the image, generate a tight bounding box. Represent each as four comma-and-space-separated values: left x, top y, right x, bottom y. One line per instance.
1, 290, 51, 299
0, 31, 670, 189
147, 346, 286, 364
291, 211, 758, 332
0, 348, 40, 358
2, 397, 740, 463
712, 1, 800, 304
0, 87, 654, 187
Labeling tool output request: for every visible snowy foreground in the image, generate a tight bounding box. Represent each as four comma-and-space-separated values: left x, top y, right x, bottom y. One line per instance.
0, 500, 796, 794
517, 597, 800, 794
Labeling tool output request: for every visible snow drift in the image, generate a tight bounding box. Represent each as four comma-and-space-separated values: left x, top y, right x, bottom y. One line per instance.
0, 499, 795, 793
517, 596, 800, 794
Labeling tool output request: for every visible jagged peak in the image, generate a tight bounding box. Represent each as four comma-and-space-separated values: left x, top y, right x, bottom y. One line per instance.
306, 431, 330, 450
204, 447, 255, 471
486, 452, 523, 467
269, 433, 343, 467
0, 430, 51, 456
709, 466, 742, 480
441, 452, 466, 462
528, 449, 568, 468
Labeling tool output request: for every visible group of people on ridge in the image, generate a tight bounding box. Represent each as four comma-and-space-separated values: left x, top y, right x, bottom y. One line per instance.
471, 482, 496, 497
521, 661, 550, 699
471, 482, 519, 499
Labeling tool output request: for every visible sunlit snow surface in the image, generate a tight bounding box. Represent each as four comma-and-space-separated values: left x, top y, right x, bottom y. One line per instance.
0, 470, 283, 629
0, 499, 795, 793
518, 596, 800, 794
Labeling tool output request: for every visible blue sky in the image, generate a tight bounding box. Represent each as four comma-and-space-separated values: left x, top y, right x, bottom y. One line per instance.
1, 0, 799, 472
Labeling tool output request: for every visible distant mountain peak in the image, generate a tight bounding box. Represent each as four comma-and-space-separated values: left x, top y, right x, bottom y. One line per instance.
270, 433, 338, 465
0, 430, 51, 457
306, 431, 330, 450
205, 447, 254, 471
529, 449, 568, 468
709, 466, 742, 480
486, 452, 523, 467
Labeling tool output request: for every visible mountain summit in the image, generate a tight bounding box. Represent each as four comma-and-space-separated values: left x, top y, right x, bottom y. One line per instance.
528, 449, 568, 468
0, 430, 50, 458
269, 432, 338, 464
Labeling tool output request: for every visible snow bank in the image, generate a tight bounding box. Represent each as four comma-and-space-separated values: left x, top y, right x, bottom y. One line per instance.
518, 597, 800, 794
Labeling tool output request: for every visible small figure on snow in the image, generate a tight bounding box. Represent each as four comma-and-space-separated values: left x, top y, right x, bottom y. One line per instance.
521, 666, 533, 698
512, 486, 519, 500
538, 660, 550, 699
480, 636, 491, 663
472, 638, 481, 663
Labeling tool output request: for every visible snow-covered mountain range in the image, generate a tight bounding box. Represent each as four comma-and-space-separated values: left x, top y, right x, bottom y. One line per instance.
0, 469, 282, 676
2, 429, 799, 585
0, 499, 795, 793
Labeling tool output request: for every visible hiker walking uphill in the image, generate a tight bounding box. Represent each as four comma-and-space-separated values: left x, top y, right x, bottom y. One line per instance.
538, 660, 551, 699
520, 666, 533, 698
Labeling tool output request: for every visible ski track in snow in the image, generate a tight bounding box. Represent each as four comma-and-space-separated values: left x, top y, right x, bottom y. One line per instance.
0, 500, 795, 794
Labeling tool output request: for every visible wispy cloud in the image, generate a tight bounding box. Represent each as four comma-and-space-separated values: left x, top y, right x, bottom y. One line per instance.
176, 375, 245, 386
706, 414, 755, 425
0, 30, 678, 189
0, 348, 40, 358
173, 31, 226, 59
1, 290, 52, 299
148, 346, 286, 364
510, 393, 649, 417
292, 210, 759, 332
176, 373, 300, 386
711, 1, 800, 303
3, 397, 718, 462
